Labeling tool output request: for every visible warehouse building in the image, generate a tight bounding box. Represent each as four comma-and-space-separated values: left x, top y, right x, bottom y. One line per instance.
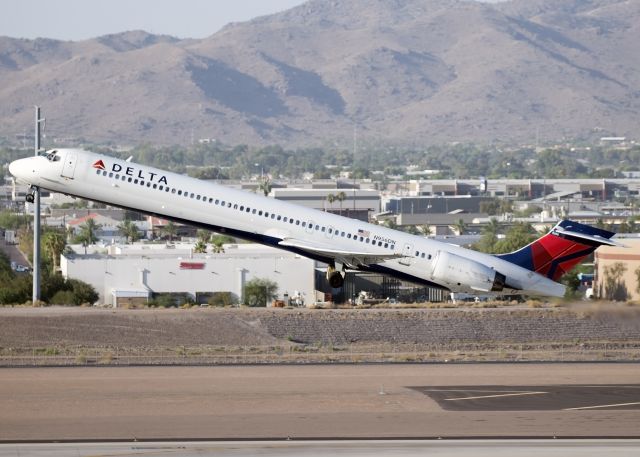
61, 243, 316, 307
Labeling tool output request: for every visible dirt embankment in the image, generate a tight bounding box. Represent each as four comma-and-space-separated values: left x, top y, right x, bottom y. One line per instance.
0, 306, 639, 365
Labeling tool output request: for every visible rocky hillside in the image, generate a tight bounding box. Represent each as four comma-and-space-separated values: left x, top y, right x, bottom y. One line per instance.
1, 0, 638, 147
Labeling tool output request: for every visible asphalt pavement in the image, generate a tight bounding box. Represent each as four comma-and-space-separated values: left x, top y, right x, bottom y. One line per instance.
1, 440, 639, 457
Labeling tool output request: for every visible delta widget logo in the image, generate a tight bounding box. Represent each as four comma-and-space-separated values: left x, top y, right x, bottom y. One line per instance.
92, 160, 106, 170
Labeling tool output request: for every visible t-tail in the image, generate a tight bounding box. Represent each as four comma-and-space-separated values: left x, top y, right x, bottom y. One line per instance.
497, 220, 620, 281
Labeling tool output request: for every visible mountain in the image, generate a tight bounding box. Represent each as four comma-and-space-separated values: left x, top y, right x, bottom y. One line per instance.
0, 0, 638, 147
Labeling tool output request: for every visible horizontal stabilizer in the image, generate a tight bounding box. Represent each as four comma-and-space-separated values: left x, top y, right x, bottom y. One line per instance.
554, 226, 625, 247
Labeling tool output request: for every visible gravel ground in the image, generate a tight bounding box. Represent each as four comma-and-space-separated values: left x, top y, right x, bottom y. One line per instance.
0, 305, 638, 365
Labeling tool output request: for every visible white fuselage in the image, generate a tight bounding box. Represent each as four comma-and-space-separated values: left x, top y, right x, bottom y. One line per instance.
9, 149, 565, 297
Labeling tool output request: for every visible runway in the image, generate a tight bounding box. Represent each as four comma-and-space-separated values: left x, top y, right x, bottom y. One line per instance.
1, 440, 639, 457
0, 364, 639, 441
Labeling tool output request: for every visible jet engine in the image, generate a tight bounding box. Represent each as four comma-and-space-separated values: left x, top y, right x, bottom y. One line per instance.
326, 263, 345, 288
430, 250, 506, 292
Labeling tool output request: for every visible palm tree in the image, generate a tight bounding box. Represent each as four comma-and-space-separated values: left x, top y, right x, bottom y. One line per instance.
160, 221, 178, 241
196, 229, 211, 243
258, 178, 272, 197
74, 218, 101, 253
454, 218, 466, 235
336, 191, 347, 215
193, 240, 208, 254
42, 230, 66, 272
65, 225, 75, 243
326, 193, 335, 212
117, 219, 140, 244
483, 217, 501, 236
420, 224, 432, 236
211, 237, 225, 254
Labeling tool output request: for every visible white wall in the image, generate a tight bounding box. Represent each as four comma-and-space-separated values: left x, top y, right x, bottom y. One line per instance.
61, 243, 316, 306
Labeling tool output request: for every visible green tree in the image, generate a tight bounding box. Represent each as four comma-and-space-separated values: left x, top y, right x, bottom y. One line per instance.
454, 218, 466, 235
0, 210, 29, 230
42, 230, 66, 272
243, 278, 278, 307
193, 240, 208, 254
160, 221, 178, 241
258, 178, 272, 197
117, 219, 141, 244
73, 218, 101, 253
420, 224, 432, 236
484, 218, 502, 236
0, 275, 31, 304
196, 229, 211, 243
561, 264, 591, 300
0, 250, 16, 284
210, 234, 234, 253
336, 191, 347, 215
493, 222, 537, 254
384, 219, 398, 230
473, 232, 498, 253
473, 218, 502, 252
66, 279, 99, 305
211, 238, 225, 253
326, 193, 336, 212
18, 226, 34, 262
404, 225, 421, 235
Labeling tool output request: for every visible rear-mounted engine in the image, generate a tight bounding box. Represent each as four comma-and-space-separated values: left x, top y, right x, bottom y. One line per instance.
430, 250, 506, 292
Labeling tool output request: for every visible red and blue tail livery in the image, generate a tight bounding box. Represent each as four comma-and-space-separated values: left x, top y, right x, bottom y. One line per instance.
497, 220, 618, 281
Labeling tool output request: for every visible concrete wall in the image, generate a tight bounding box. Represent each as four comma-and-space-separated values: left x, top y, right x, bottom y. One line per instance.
61, 243, 316, 306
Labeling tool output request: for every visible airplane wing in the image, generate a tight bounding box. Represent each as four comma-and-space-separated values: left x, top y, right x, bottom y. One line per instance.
278, 237, 405, 267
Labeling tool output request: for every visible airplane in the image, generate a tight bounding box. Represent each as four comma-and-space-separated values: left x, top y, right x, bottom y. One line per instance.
9, 148, 620, 298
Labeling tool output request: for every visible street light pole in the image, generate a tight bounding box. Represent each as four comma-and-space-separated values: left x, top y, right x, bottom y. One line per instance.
33, 106, 45, 304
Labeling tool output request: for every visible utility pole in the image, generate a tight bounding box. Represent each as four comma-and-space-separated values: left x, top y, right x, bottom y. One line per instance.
33, 106, 45, 304
352, 124, 357, 213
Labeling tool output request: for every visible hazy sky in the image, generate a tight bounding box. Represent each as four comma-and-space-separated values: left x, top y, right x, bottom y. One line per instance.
2, 0, 506, 41
1, 0, 308, 41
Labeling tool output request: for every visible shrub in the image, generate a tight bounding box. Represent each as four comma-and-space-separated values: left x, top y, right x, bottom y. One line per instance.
207, 292, 237, 307
41, 274, 68, 302
0, 275, 31, 305
243, 278, 278, 307
151, 294, 178, 308
49, 290, 75, 305
67, 279, 99, 305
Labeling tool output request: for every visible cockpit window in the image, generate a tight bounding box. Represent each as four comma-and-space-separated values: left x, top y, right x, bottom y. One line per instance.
44, 150, 60, 162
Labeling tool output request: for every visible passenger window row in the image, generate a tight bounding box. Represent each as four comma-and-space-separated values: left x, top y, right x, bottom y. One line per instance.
97, 168, 395, 250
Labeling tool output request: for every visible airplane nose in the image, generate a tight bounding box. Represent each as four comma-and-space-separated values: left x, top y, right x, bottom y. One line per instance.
9, 158, 34, 182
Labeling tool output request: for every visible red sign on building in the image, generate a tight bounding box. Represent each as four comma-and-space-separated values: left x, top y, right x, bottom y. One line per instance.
179, 262, 205, 270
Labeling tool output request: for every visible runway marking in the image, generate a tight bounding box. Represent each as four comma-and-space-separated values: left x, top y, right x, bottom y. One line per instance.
578, 385, 640, 389
444, 392, 547, 401
564, 401, 640, 411
423, 389, 537, 393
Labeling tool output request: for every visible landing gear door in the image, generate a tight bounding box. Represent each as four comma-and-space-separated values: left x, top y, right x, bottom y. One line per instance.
61, 150, 78, 179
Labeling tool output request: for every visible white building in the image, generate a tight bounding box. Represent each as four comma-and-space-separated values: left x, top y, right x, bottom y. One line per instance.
60, 242, 316, 307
